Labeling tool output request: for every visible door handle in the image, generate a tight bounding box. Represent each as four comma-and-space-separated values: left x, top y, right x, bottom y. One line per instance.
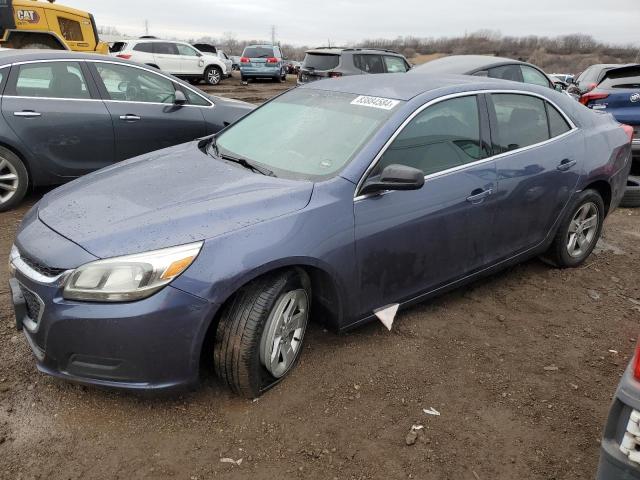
466, 188, 493, 204
119, 114, 141, 121
13, 111, 41, 118
557, 159, 577, 171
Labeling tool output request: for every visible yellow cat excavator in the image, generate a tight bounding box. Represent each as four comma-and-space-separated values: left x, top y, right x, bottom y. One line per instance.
0, 0, 108, 53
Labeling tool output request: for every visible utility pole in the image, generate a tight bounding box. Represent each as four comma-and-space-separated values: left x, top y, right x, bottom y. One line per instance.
144, 19, 149, 36
271, 25, 276, 45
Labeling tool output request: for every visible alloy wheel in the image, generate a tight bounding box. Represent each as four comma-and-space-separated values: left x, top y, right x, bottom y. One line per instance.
0, 157, 19, 204
566, 202, 599, 258
207, 69, 220, 84
260, 289, 309, 378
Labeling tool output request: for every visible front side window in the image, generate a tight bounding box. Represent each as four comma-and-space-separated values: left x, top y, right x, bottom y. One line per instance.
521, 66, 551, 88
371, 95, 486, 177
354, 54, 384, 74
185, 88, 211, 106
490, 94, 549, 152
215, 88, 400, 180
94, 63, 176, 104
14, 62, 89, 99
57, 17, 83, 41
176, 44, 199, 56
384, 56, 408, 73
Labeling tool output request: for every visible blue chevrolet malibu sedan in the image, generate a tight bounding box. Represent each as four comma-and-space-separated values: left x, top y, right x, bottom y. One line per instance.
8, 73, 633, 397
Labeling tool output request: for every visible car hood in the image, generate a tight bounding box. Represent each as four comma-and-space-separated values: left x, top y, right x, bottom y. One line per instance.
37, 142, 314, 259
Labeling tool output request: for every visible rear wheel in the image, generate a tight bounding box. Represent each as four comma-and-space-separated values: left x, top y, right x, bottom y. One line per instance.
204, 66, 222, 85
0, 147, 28, 212
542, 190, 604, 268
214, 269, 311, 398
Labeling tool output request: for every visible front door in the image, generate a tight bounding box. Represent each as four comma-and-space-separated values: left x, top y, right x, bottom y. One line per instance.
176, 44, 204, 75
354, 94, 497, 316
1, 60, 115, 178
487, 93, 582, 259
89, 62, 206, 161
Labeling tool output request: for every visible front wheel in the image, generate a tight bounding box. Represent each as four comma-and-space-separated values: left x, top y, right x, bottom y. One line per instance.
214, 269, 311, 398
542, 190, 604, 268
0, 147, 28, 212
204, 66, 222, 85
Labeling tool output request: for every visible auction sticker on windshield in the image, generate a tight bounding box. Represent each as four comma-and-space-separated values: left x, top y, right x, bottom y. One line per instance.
351, 95, 400, 110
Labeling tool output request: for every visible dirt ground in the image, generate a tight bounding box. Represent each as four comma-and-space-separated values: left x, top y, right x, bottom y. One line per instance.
1, 72, 639, 480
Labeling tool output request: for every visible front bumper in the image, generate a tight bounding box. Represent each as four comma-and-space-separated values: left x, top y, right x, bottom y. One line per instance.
597, 364, 640, 479
9, 228, 218, 391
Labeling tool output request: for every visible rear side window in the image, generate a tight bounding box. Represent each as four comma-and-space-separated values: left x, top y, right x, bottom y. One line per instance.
243, 46, 274, 58
547, 105, 571, 137
302, 53, 339, 70
489, 65, 523, 82
354, 54, 384, 74
58, 17, 83, 41
521, 66, 551, 88
133, 43, 153, 53
154, 42, 179, 55
490, 94, 549, 152
373, 95, 487, 177
384, 56, 408, 73
13, 62, 90, 99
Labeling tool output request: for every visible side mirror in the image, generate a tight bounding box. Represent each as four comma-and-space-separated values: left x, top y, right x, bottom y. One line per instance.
174, 90, 187, 105
360, 164, 425, 196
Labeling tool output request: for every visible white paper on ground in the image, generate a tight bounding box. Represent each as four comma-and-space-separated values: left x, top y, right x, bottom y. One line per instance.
374, 303, 399, 331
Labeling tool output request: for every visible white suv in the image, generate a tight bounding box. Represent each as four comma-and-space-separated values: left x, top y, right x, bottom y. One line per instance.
111, 39, 228, 85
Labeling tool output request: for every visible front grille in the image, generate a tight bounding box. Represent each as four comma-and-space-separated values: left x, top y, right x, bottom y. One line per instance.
21, 286, 43, 322
20, 254, 66, 278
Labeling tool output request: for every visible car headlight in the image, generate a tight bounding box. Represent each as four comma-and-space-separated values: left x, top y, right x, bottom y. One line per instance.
63, 242, 203, 302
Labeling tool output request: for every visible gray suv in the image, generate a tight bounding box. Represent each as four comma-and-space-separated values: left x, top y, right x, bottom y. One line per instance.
297, 47, 411, 84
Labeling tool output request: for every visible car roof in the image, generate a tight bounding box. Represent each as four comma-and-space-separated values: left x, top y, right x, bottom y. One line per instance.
299, 72, 528, 101
411, 55, 531, 75
0, 49, 121, 64
306, 47, 402, 56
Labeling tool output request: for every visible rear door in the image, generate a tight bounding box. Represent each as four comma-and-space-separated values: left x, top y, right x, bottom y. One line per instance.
88, 61, 206, 160
152, 42, 182, 74
1, 60, 115, 178
488, 93, 581, 259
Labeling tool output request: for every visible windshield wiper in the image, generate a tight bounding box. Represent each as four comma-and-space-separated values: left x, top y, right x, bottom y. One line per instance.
206, 139, 275, 177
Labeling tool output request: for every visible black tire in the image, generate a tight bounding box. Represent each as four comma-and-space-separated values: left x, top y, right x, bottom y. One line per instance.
620, 175, 640, 208
204, 66, 222, 85
214, 269, 311, 398
0, 146, 28, 212
542, 189, 604, 268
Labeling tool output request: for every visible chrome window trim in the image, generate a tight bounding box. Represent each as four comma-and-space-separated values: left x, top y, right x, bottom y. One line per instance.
4, 58, 215, 108
354, 89, 578, 201
4, 95, 100, 102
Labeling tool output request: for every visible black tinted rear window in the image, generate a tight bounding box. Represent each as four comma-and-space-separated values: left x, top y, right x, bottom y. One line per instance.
599, 67, 640, 89
243, 46, 274, 58
303, 53, 339, 70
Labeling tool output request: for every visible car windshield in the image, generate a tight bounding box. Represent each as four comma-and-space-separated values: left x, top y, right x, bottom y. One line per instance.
215, 88, 402, 180
243, 47, 275, 58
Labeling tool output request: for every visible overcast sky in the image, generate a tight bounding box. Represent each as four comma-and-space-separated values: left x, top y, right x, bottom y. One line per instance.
68, 0, 639, 46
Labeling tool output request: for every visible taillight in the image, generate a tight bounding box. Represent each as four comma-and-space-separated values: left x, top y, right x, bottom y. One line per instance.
621, 124, 634, 144
116, 54, 132, 60
579, 91, 609, 106
328, 72, 342, 78
585, 82, 598, 92
634, 341, 640, 381
266, 57, 279, 64
240, 57, 250, 63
